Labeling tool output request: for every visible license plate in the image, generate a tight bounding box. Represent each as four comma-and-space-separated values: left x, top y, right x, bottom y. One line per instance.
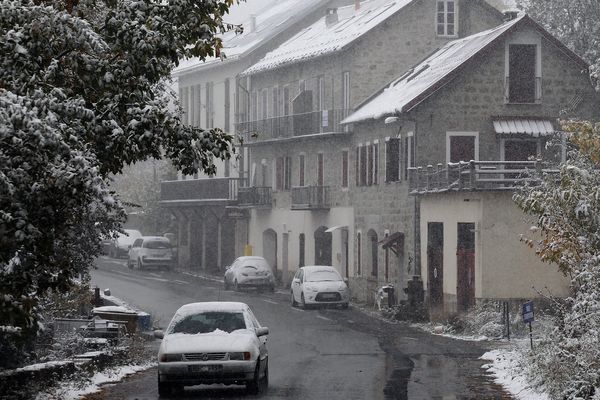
188, 364, 222, 373
321, 293, 337, 299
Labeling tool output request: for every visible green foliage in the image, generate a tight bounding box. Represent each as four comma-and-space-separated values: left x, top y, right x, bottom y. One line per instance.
0, 0, 240, 337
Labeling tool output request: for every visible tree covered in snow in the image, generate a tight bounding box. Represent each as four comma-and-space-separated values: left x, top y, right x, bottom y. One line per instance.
518, 0, 600, 91
514, 121, 600, 399
0, 0, 239, 346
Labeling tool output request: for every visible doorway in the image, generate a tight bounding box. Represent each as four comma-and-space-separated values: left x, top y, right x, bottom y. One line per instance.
457, 223, 476, 312
314, 226, 332, 265
427, 222, 444, 308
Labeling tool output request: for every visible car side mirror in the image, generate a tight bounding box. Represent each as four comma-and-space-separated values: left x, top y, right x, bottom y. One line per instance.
154, 330, 164, 339
256, 327, 269, 337
225, 265, 231, 270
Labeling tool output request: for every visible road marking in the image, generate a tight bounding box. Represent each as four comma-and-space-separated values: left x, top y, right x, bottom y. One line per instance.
173, 280, 189, 285
316, 315, 331, 321
290, 307, 304, 312
347, 320, 355, 324
143, 276, 169, 283
149, 273, 162, 278
262, 299, 278, 305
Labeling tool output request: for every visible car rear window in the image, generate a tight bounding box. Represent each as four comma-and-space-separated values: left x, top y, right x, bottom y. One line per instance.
242, 260, 270, 271
144, 240, 171, 249
306, 270, 341, 282
169, 312, 247, 334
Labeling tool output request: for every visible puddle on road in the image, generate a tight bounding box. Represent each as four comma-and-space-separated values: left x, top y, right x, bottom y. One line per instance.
382, 351, 513, 400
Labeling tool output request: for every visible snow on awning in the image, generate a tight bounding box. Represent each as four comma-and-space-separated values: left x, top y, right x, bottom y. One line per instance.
493, 117, 555, 137
325, 225, 348, 233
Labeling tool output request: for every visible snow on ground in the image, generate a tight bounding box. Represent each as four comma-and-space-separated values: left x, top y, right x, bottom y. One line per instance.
35, 362, 156, 400
481, 346, 550, 400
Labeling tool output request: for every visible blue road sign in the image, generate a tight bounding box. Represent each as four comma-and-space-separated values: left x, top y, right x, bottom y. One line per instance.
522, 300, 534, 323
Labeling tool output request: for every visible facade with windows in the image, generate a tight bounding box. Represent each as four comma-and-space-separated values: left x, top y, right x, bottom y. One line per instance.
344, 14, 600, 314
161, 0, 333, 272
234, 0, 504, 301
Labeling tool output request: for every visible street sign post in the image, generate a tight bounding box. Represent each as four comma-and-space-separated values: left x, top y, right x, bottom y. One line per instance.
522, 301, 534, 350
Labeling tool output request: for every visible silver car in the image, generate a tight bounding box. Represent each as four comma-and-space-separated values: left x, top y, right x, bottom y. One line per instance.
127, 236, 174, 270
157, 302, 269, 396
224, 256, 275, 292
290, 266, 350, 309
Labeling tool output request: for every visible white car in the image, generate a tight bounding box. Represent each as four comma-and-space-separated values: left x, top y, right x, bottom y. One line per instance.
108, 229, 142, 258
224, 256, 275, 292
127, 236, 174, 270
290, 266, 350, 309
157, 302, 269, 396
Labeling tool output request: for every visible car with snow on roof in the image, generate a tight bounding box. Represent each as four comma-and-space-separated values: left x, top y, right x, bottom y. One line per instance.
291, 266, 350, 309
156, 302, 269, 396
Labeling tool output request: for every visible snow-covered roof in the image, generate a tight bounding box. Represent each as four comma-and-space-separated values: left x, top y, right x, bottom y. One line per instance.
241, 0, 415, 76
175, 302, 249, 316
343, 14, 588, 124
172, 0, 324, 76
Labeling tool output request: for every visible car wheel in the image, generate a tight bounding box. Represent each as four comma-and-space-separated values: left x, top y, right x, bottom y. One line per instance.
261, 359, 269, 389
224, 278, 229, 290
300, 292, 307, 309
127, 260, 133, 270
137, 258, 144, 271
246, 361, 261, 394
341, 302, 349, 309
268, 285, 275, 293
157, 378, 171, 397
234, 280, 239, 292
291, 291, 298, 307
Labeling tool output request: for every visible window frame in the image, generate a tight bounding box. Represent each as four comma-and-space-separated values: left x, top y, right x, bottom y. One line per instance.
341, 149, 349, 189
436, 0, 458, 38
504, 32, 542, 104
446, 132, 479, 164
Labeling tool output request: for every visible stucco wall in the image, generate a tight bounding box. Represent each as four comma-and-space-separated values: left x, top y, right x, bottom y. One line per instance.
420, 191, 569, 312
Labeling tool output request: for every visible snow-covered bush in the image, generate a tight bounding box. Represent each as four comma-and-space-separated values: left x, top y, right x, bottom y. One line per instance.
0, 0, 239, 346
514, 122, 600, 399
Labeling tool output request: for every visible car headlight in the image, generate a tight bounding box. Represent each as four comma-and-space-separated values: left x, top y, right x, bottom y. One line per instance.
304, 285, 318, 292
159, 353, 182, 362
228, 352, 252, 361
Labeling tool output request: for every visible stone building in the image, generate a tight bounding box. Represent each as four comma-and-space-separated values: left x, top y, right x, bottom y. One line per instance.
344, 14, 600, 314
234, 0, 504, 302
161, 0, 337, 272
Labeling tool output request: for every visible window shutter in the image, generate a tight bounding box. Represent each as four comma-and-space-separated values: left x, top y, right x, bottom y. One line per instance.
386, 139, 400, 182
276, 157, 284, 190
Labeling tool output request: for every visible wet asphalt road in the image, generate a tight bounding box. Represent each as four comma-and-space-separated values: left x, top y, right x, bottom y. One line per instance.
87, 256, 512, 400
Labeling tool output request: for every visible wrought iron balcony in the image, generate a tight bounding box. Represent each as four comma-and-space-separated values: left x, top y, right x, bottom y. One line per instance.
408, 160, 559, 195
237, 186, 272, 208
160, 177, 243, 205
291, 186, 330, 210
236, 109, 350, 142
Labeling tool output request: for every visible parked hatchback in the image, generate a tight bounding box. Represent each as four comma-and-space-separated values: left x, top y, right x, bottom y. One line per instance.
224, 256, 275, 292
291, 266, 350, 309
127, 236, 174, 271
157, 302, 269, 396
109, 229, 142, 258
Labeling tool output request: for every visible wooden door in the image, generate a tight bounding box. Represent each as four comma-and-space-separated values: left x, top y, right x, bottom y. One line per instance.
427, 222, 444, 308
457, 223, 475, 312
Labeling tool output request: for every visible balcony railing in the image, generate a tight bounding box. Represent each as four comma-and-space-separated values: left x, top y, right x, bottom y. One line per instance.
161, 177, 244, 202
237, 186, 272, 208
236, 109, 350, 142
291, 186, 330, 210
408, 160, 558, 194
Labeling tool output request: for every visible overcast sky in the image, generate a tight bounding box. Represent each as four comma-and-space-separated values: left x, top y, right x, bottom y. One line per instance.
225, 0, 279, 24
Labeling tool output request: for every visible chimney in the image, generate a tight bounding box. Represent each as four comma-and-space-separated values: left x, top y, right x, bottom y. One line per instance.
249, 14, 257, 33
325, 8, 338, 27
355, 0, 360, 11
503, 9, 519, 21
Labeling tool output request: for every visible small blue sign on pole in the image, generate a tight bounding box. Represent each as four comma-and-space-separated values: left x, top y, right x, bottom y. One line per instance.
522, 300, 535, 351
522, 301, 534, 323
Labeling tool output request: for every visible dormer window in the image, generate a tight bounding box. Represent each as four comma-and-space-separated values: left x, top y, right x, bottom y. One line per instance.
436, 0, 457, 37
504, 33, 542, 104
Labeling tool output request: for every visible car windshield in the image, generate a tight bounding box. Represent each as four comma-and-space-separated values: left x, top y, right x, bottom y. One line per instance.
144, 240, 171, 249
306, 270, 342, 282
169, 312, 247, 334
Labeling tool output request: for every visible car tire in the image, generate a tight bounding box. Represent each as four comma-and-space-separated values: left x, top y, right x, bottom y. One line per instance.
234, 280, 239, 292
157, 378, 171, 397
261, 359, 269, 389
224, 278, 230, 290
137, 258, 144, 271
341, 302, 349, 309
291, 291, 298, 307
300, 293, 307, 309
246, 361, 261, 394
268, 285, 275, 293
127, 260, 133, 270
